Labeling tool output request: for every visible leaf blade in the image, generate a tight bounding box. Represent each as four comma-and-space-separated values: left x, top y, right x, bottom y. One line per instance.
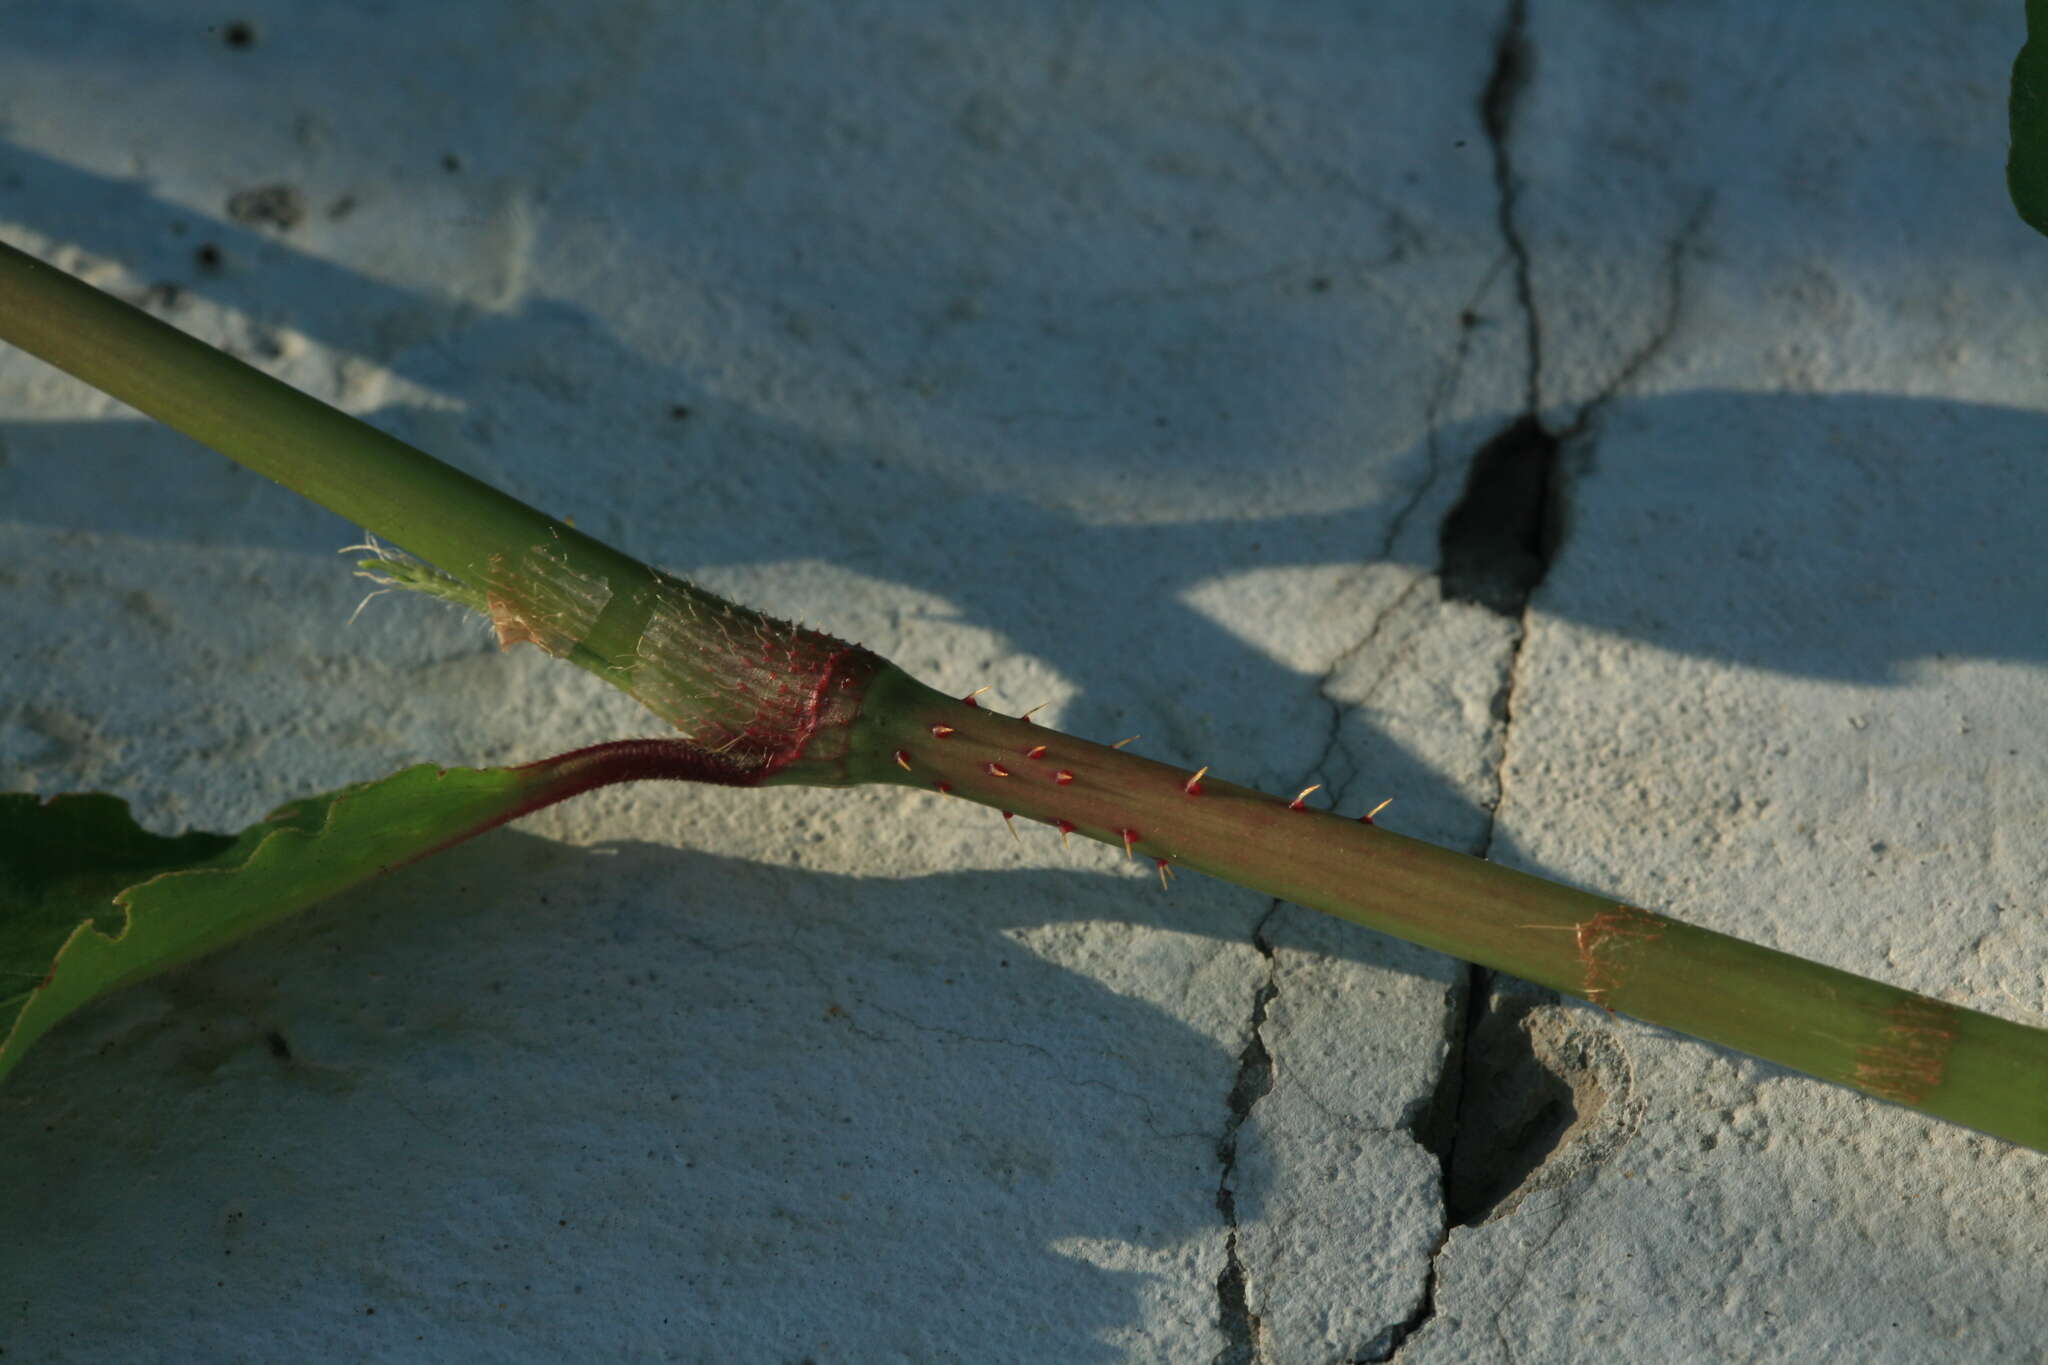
2011, 0, 2048, 235
0, 763, 548, 1086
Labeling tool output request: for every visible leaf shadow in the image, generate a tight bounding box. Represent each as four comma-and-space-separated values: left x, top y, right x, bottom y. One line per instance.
0, 824, 1445, 1360
6, 128, 2048, 1359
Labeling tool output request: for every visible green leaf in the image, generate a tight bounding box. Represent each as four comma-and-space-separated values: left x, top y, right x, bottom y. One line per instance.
0, 763, 554, 1087
2011, 0, 2048, 235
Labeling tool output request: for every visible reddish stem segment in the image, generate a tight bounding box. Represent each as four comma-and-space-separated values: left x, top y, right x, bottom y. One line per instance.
839, 667, 2048, 1151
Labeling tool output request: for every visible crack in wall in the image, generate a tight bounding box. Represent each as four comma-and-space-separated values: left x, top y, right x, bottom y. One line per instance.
1377, 257, 1513, 567
1214, 0, 1708, 1351
1303, 572, 1430, 816
1212, 904, 1279, 1365
1561, 190, 1710, 442
1482, 0, 1541, 416
1210, 560, 1427, 1361
1209, 487, 1447, 1362
1382, 1, 1543, 1357
1393, 4, 1706, 1350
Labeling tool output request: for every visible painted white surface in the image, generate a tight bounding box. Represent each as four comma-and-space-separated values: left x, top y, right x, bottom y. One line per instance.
1, 2, 2043, 1361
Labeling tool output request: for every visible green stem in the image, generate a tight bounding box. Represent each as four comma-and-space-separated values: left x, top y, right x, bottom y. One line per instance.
4, 238, 2044, 1151
0, 240, 878, 785
0, 242, 622, 602
850, 674, 2048, 1151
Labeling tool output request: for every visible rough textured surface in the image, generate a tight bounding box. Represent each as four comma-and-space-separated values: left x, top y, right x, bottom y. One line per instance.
1, 2, 2044, 1361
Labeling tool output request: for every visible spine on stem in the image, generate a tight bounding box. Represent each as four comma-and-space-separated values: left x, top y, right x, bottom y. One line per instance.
846, 674, 2048, 1153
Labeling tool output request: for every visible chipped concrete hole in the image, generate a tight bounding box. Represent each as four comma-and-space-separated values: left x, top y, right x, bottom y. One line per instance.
1436, 413, 1564, 619
1442, 984, 1637, 1228
1362, 978, 1638, 1364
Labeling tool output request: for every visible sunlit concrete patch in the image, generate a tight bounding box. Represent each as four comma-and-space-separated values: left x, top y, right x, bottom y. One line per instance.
1178, 563, 1418, 679
7, 0, 2042, 1357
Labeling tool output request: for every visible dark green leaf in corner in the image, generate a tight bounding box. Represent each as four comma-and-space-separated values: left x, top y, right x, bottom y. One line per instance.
2011, 0, 2048, 235
0, 763, 552, 1087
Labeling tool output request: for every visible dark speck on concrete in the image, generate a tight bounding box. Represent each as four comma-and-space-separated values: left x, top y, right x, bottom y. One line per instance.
226, 184, 306, 232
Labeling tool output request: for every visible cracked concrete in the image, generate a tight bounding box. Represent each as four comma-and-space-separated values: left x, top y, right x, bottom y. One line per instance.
1481, 0, 1545, 417
4, 1, 2047, 1361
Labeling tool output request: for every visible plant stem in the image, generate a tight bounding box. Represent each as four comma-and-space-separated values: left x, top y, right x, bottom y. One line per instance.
0, 241, 612, 597
3, 238, 2044, 1151
850, 672, 2048, 1151
0, 239, 879, 785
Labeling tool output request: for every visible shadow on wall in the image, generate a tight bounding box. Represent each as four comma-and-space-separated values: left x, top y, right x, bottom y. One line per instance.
0, 825, 1404, 1361
5, 138, 2047, 1357
5, 143, 2044, 822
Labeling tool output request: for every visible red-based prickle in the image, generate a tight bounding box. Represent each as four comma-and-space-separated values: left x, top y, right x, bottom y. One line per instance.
893, 749, 912, 772
1001, 810, 1022, 845
930, 723, 956, 739
1154, 857, 1174, 890
1025, 744, 1050, 760
1183, 765, 1209, 797
1054, 770, 1075, 785
1288, 784, 1322, 812
934, 781, 953, 795
1118, 828, 1139, 859
985, 762, 1011, 778
1055, 818, 1076, 847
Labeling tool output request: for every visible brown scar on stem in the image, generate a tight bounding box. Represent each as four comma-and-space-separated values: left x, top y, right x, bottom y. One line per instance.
484, 544, 614, 658
1576, 904, 1664, 1012
1852, 995, 1959, 1104
487, 593, 546, 650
